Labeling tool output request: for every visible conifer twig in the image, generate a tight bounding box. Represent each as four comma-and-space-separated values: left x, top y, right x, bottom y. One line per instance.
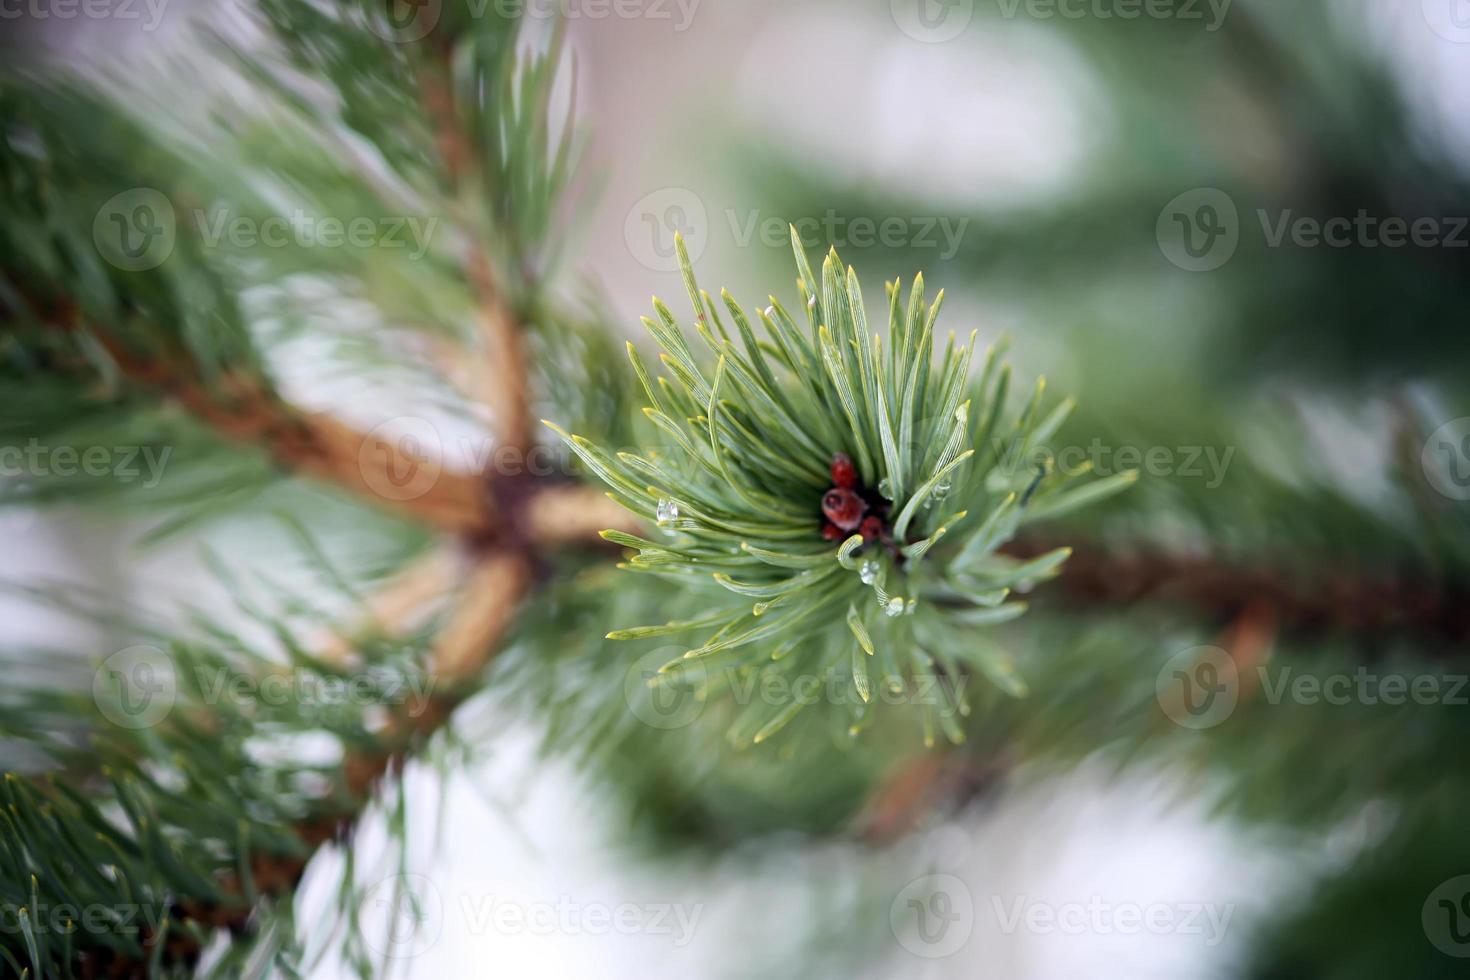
313, 545, 463, 664
110, 343, 488, 533
417, 45, 533, 453
525, 484, 644, 545
431, 548, 533, 682
17, 292, 495, 533
1009, 534, 1470, 642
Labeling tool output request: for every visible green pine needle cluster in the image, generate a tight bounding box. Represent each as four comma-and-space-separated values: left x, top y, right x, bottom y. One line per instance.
0, 557, 438, 978
549, 231, 1135, 748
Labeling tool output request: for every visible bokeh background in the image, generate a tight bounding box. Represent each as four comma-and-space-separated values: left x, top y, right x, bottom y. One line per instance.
6, 1, 1470, 977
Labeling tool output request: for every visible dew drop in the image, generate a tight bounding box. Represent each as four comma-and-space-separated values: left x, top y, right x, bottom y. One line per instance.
883, 596, 905, 618
656, 498, 680, 524
877, 478, 894, 501
859, 560, 880, 585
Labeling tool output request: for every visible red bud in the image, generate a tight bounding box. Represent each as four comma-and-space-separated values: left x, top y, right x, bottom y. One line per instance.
822, 488, 865, 531
830, 453, 857, 490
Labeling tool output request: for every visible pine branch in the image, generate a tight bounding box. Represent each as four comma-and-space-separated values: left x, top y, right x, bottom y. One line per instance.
313, 546, 461, 663
25, 541, 532, 976
524, 484, 644, 546
1010, 533, 1470, 643
32, 295, 493, 534
548, 231, 1135, 748
416, 37, 533, 453
431, 549, 532, 681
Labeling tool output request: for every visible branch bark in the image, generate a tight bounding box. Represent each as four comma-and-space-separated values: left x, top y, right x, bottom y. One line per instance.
40, 302, 494, 534
1008, 534, 1470, 642
417, 46, 533, 454
524, 484, 643, 546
